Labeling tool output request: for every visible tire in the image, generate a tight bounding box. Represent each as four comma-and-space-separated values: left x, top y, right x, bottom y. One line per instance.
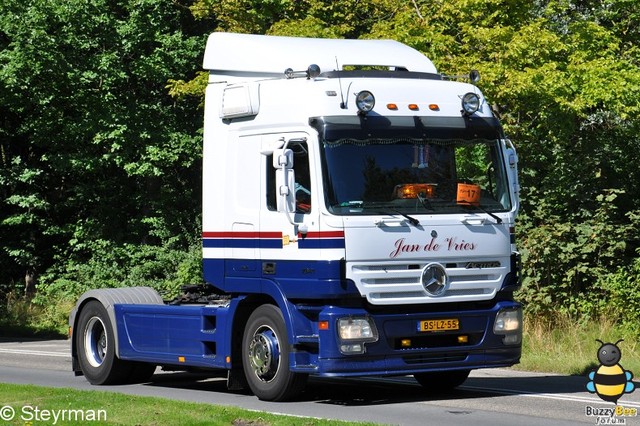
242, 304, 308, 401
76, 300, 134, 385
414, 369, 471, 391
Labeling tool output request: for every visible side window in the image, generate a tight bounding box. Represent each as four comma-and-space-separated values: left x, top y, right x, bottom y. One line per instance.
266, 141, 311, 213
266, 153, 277, 211
293, 142, 311, 213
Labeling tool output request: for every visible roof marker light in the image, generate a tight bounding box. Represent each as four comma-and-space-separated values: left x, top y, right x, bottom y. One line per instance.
387, 103, 398, 110
429, 104, 440, 111
408, 104, 419, 111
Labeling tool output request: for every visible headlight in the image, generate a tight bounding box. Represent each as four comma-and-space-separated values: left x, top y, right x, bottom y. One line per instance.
355, 91, 375, 114
339, 318, 376, 340
338, 317, 378, 354
494, 308, 522, 345
461, 92, 480, 115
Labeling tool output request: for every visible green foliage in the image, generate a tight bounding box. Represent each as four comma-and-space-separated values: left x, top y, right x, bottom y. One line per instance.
597, 257, 640, 331
520, 314, 640, 375
191, 0, 397, 38
36, 242, 203, 303
0, 0, 204, 284
518, 190, 640, 321
3, 0, 640, 333
0, 291, 69, 337
167, 71, 209, 104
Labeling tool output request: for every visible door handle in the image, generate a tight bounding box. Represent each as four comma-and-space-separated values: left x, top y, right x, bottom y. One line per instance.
460, 215, 486, 226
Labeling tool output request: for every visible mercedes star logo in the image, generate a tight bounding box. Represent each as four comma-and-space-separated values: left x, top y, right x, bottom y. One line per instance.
421, 263, 448, 296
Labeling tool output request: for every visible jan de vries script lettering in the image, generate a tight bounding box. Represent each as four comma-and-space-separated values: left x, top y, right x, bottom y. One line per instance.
389, 237, 477, 258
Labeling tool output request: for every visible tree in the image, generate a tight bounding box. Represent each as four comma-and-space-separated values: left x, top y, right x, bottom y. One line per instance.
373, 1, 640, 316
183, 0, 640, 317
0, 0, 207, 290
4, 0, 640, 323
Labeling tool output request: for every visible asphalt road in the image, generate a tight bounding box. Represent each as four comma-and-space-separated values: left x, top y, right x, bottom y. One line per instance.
1, 338, 639, 425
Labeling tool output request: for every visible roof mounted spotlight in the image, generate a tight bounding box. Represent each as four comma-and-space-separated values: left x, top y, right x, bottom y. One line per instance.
355, 91, 375, 115
307, 64, 321, 79
461, 92, 480, 116
284, 64, 321, 79
469, 70, 480, 83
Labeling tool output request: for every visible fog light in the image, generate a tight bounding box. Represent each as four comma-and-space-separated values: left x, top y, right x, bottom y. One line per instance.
340, 343, 364, 354
503, 334, 520, 345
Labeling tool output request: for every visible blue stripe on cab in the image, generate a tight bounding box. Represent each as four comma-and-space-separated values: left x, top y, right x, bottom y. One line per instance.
203, 238, 282, 249
298, 238, 345, 249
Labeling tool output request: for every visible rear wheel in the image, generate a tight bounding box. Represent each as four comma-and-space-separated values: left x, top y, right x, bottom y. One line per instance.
76, 301, 132, 384
242, 304, 307, 401
76, 300, 156, 384
414, 369, 470, 391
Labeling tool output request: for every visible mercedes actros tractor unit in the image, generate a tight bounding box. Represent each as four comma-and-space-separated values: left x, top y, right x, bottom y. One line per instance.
70, 32, 522, 402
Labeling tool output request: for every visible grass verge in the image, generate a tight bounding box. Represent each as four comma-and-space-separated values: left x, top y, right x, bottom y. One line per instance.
0, 292, 69, 338
517, 315, 640, 376
0, 383, 374, 426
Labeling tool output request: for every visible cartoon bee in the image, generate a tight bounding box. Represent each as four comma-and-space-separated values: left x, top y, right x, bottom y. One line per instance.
586, 339, 635, 404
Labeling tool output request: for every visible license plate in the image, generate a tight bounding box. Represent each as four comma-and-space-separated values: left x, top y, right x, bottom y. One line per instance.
418, 318, 460, 332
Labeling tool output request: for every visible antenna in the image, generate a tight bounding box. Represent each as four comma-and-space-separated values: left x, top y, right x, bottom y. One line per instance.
335, 56, 346, 109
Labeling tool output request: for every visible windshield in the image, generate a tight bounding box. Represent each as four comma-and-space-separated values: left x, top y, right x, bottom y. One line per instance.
320, 137, 512, 215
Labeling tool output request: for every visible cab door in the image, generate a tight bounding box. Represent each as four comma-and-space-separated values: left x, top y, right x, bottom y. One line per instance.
259, 132, 322, 298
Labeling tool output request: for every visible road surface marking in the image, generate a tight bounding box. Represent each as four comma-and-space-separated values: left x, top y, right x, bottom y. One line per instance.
0, 348, 68, 358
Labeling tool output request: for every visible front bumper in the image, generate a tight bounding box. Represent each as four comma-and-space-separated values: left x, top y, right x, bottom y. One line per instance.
301, 300, 521, 377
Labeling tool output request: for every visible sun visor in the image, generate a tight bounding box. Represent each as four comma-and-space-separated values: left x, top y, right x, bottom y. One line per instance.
310, 115, 503, 143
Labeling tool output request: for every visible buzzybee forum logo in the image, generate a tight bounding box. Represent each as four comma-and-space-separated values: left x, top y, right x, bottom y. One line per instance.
586, 339, 636, 404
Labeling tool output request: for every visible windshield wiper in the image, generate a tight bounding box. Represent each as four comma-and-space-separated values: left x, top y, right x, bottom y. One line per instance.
388, 209, 420, 227
339, 201, 421, 226
417, 193, 433, 211
458, 202, 503, 224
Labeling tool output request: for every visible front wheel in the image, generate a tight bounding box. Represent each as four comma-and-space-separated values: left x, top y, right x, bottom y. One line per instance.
414, 369, 471, 391
242, 304, 307, 401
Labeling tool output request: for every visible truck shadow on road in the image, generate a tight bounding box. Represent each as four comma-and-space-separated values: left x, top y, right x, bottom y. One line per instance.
305, 375, 594, 406
144, 371, 600, 407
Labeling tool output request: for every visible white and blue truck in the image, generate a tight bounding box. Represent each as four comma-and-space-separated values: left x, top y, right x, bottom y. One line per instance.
70, 32, 522, 401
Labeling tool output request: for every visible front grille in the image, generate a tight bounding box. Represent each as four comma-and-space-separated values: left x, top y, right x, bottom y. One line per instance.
348, 259, 507, 305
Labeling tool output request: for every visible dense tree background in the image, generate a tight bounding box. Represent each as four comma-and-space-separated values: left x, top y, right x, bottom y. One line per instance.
2, 0, 640, 329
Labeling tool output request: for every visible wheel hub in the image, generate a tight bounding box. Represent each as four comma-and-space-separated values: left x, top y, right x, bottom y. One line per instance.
84, 316, 107, 368
248, 326, 280, 382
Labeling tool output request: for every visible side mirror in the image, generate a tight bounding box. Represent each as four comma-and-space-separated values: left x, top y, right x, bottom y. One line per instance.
273, 148, 293, 169
273, 148, 295, 213
505, 140, 520, 214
